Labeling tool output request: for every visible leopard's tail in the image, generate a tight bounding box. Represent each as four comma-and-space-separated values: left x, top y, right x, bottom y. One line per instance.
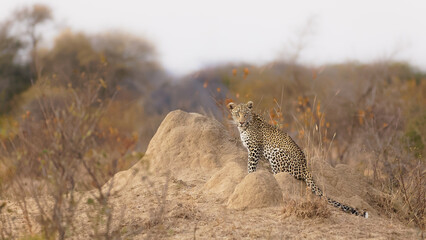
304, 173, 368, 218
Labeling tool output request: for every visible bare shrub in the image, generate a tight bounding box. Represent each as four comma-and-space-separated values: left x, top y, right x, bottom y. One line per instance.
0, 73, 139, 239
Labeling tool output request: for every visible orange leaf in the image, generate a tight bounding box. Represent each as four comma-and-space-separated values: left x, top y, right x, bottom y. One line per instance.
244, 67, 249, 75
225, 98, 234, 107
358, 110, 365, 125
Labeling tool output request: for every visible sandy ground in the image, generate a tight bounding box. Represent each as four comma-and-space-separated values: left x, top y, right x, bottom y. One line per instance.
2, 110, 424, 239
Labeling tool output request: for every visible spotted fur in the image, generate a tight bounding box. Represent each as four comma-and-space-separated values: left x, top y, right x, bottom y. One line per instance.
228, 101, 368, 218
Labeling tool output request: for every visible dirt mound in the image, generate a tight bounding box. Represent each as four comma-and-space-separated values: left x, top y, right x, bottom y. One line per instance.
144, 110, 246, 180
203, 161, 246, 200
308, 159, 376, 214
123, 110, 375, 213
227, 170, 283, 210
103, 110, 246, 193
309, 160, 368, 197
104, 110, 377, 214
274, 172, 307, 201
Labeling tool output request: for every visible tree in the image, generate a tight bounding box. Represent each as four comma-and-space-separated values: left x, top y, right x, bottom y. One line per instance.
14, 4, 52, 78
0, 21, 31, 113
92, 31, 163, 94
39, 30, 164, 98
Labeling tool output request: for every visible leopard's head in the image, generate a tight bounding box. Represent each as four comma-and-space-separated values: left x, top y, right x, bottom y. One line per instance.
227, 101, 254, 130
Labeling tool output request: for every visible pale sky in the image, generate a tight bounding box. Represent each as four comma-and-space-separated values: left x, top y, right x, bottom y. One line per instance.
1, 0, 426, 75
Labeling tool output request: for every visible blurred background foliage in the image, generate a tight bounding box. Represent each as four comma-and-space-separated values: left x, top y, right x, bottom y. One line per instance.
0, 4, 424, 230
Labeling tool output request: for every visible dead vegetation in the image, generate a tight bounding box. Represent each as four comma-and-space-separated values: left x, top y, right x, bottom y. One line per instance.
282, 198, 331, 219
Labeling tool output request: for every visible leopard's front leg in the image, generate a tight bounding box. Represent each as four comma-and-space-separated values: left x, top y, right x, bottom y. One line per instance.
247, 146, 262, 173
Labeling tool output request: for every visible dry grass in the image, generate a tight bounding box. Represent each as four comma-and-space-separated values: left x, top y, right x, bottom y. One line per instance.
282, 197, 331, 219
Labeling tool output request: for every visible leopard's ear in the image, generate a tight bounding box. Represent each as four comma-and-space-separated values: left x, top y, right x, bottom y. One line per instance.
227, 102, 236, 110
247, 101, 253, 109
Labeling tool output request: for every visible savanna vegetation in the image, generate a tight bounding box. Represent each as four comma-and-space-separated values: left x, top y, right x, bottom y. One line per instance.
0, 4, 424, 239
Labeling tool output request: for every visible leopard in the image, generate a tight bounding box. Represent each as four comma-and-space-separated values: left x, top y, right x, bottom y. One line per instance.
227, 100, 368, 218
